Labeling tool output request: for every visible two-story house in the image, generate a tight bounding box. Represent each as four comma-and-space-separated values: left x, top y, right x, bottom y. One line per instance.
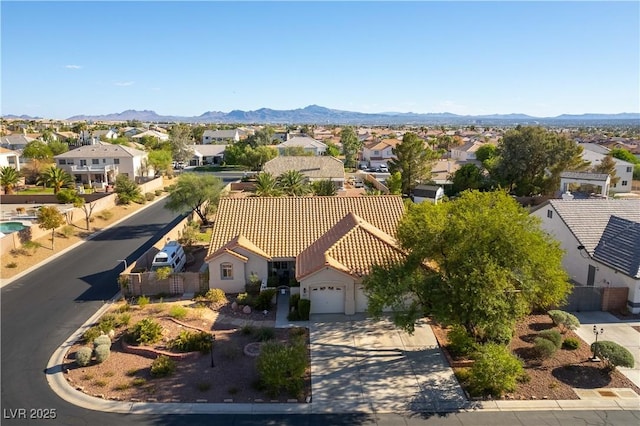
361, 138, 400, 168
277, 136, 327, 156
580, 143, 634, 193
202, 129, 241, 144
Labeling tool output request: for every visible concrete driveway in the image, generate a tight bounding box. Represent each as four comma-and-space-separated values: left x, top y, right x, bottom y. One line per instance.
571, 311, 640, 388
309, 314, 466, 414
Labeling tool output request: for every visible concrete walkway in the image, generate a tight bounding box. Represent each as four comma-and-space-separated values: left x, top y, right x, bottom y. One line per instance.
571, 311, 640, 388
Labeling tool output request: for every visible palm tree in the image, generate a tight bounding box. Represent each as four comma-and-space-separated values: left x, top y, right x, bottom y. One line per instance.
311, 179, 337, 196
254, 172, 282, 197
0, 166, 20, 194
38, 166, 73, 194
278, 170, 311, 196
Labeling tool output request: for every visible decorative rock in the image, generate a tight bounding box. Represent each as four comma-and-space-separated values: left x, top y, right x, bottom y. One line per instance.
108, 329, 116, 339
243, 305, 252, 314
231, 301, 238, 311
531, 396, 537, 400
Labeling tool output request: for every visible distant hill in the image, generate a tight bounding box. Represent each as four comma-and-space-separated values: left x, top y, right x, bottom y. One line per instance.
2, 114, 43, 120
4, 106, 639, 125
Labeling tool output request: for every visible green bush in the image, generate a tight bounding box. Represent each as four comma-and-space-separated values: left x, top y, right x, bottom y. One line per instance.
169, 330, 212, 353
145, 192, 155, 201
288, 294, 302, 321
454, 367, 471, 384
257, 338, 308, 398
562, 337, 580, 350
94, 344, 110, 363
547, 310, 580, 333
82, 326, 103, 344
447, 325, 478, 358
255, 289, 277, 311
154, 267, 172, 280
254, 327, 275, 342
591, 341, 635, 371
169, 305, 188, 320
534, 337, 558, 359
60, 225, 74, 238
267, 275, 279, 288
538, 329, 562, 349
128, 318, 163, 345
116, 303, 131, 313
137, 295, 150, 308
150, 355, 176, 377
468, 344, 524, 397
97, 314, 118, 333
245, 273, 262, 295
155, 189, 163, 196
97, 210, 113, 220
75, 347, 93, 367
117, 312, 131, 327
298, 299, 311, 321
236, 292, 255, 307
290, 293, 300, 308
204, 288, 227, 304
93, 335, 111, 348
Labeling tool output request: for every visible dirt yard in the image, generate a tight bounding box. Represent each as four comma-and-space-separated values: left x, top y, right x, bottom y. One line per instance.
431, 314, 640, 400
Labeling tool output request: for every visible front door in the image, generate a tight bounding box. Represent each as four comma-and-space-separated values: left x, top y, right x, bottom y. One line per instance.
587, 265, 596, 287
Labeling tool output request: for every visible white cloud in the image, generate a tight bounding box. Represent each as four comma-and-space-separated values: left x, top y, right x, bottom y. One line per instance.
114, 81, 134, 87
65, 65, 82, 69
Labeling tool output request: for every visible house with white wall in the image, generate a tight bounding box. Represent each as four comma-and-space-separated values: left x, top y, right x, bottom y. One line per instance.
450, 140, 485, 162
361, 138, 399, 168
531, 199, 640, 313
277, 136, 327, 156
0, 147, 21, 171
205, 196, 407, 315
580, 143, 634, 193
202, 129, 241, 144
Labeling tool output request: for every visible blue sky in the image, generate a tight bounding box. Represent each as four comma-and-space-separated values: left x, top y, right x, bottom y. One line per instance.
2, 1, 639, 119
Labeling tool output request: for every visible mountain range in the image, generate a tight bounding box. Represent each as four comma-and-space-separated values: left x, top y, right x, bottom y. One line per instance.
5, 105, 640, 125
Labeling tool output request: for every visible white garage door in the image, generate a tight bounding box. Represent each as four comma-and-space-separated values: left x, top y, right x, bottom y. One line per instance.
310, 285, 345, 314
355, 285, 368, 313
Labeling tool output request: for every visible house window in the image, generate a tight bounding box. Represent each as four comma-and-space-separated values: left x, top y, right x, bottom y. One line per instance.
627, 167, 632, 173
547, 210, 553, 219
622, 180, 628, 186
80, 160, 87, 166
114, 159, 120, 164
59, 159, 66, 165
220, 263, 233, 280
103, 159, 106, 163
92, 159, 99, 165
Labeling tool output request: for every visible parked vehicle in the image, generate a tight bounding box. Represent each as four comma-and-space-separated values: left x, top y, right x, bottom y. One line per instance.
151, 240, 186, 273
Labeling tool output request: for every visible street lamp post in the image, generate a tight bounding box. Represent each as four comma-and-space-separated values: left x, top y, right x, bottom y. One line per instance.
590, 325, 604, 362
210, 334, 215, 368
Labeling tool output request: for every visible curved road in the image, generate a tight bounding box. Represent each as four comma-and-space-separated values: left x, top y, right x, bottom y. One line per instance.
1, 200, 637, 426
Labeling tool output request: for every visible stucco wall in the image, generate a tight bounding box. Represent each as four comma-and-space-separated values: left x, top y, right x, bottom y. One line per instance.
300, 267, 355, 315
208, 252, 248, 293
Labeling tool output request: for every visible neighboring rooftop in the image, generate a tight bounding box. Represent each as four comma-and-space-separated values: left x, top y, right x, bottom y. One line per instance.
593, 216, 640, 279
559, 171, 610, 182
54, 141, 146, 158
263, 156, 345, 180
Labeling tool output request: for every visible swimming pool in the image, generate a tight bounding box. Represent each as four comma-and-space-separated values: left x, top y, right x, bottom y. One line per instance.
0, 222, 27, 234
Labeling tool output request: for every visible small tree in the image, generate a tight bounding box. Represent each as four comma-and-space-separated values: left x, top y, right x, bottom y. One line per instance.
547, 310, 580, 334
38, 166, 73, 194
591, 341, 635, 372
0, 166, 20, 194
114, 174, 142, 205
165, 173, 224, 225
37, 206, 65, 249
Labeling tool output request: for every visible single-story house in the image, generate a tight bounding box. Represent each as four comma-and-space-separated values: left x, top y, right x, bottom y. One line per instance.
277, 136, 327, 156
0, 147, 21, 171
531, 199, 640, 313
188, 144, 227, 166
0, 134, 36, 151
412, 184, 444, 204
131, 129, 170, 142
202, 129, 241, 144
205, 196, 407, 315
54, 142, 151, 187
263, 156, 345, 189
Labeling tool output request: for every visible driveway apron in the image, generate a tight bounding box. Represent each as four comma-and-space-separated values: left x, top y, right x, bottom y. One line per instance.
309, 315, 466, 413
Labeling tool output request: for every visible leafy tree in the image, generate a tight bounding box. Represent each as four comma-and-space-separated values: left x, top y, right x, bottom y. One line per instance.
22, 140, 54, 161
37, 206, 65, 250
147, 149, 173, 176
114, 174, 142, 205
0, 166, 20, 194
245, 145, 278, 170
475, 144, 497, 164
340, 127, 361, 169
246, 126, 275, 147
325, 142, 341, 157
450, 163, 485, 195
388, 132, 439, 195
386, 171, 403, 195
364, 191, 570, 343
254, 172, 282, 197
493, 126, 589, 196
592, 154, 620, 186
278, 170, 311, 196
169, 124, 194, 164
165, 173, 224, 225
591, 341, 635, 372
48, 140, 69, 155
37, 166, 73, 194
609, 148, 639, 164
311, 179, 337, 196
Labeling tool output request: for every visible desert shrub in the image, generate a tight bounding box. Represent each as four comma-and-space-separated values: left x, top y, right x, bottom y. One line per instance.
289, 327, 306, 338
591, 341, 635, 371
150, 355, 176, 377
125, 368, 140, 377
82, 326, 102, 344
517, 371, 532, 383
547, 310, 580, 333
298, 299, 311, 321
128, 318, 163, 345
117, 312, 131, 327
9, 248, 29, 257
145, 192, 155, 201
60, 225, 74, 238
204, 288, 227, 304
254, 327, 275, 342
454, 367, 471, 384
93, 334, 111, 348
94, 344, 110, 363
257, 338, 308, 398
169, 305, 188, 320
240, 323, 255, 335
155, 190, 163, 196
562, 337, 580, 350
447, 325, 478, 358
534, 337, 558, 359
154, 267, 172, 281
538, 329, 562, 349
22, 240, 41, 252
169, 330, 212, 353
114, 382, 132, 391
236, 292, 255, 307
6, 262, 17, 268
93, 379, 107, 387
75, 347, 93, 367
468, 344, 524, 397
116, 303, 131, 313
255, 289, 277, 311
136, 295, 150, 308
97, 210, 113, 221
132, 378, 147, 387
245, 273, 262, 295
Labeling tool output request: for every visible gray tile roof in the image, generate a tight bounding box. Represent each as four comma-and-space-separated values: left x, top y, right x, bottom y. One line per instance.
278, 136, 327, 149
545, 199, 640, 254
263, 156, 344, 180
559, 171, 609, 181
191, 144, 228, 157
593, 216, 640, 278
54, 141, 146, 158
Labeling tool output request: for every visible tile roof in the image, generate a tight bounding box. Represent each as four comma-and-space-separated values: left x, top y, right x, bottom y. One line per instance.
208, 196, 405, 260
278, 136, 327, 149
593, 216, 640, 279
206, 234, 271, 262
191, 144, 228, 157
296, 212, 406, 279
54, 142, 147, 158
543, 199, 640, 254
559, 171, 610, 181
364, 138, 399, 151
263, 156, 345, 180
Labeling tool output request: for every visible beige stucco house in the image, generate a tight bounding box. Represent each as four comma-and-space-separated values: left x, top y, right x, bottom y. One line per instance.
205, 196, 407, 315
